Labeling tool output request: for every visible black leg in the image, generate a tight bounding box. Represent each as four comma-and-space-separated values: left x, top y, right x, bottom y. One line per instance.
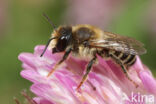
110, 53, 138, 88
58, 48, 72, 64
47, 48, 72, 77
77, 57, 96, 90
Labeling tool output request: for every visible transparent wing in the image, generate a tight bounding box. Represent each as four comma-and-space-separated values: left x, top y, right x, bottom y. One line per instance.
89, 32, 146, 55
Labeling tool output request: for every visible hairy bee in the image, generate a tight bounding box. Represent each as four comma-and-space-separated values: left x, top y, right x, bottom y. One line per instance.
41, 14, 146, 90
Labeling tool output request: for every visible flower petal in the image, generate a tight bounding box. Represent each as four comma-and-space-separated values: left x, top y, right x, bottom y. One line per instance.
18, 53, 37, 69
31, 83, 81, 104
19, 45, 156, 104
139, 70, 156, 95
33, 97, 53, 104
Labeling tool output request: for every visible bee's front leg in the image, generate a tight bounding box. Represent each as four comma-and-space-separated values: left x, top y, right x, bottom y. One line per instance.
47, 48, 72, 77
76, 56, 96, 90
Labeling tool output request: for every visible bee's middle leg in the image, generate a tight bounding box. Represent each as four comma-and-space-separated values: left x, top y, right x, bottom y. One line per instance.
76, 56, 96, 90
110, 53, 138, 88
47, 48, 72, 77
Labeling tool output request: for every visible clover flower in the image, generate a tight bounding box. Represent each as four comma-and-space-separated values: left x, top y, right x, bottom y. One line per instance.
18, 45, 156, 104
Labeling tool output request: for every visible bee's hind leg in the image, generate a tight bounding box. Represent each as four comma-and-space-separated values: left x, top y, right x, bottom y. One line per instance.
110, 53, 138, 88
47, 48, 72, 77
76, 56, 96, 91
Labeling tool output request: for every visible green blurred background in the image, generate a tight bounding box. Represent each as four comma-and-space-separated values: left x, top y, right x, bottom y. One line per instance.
0, 0, 156, 103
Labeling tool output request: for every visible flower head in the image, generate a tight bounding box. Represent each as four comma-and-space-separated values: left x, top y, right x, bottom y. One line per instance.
19, 45, 156, 104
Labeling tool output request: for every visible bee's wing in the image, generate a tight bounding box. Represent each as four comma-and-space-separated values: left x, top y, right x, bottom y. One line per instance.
89, 32, 146, 55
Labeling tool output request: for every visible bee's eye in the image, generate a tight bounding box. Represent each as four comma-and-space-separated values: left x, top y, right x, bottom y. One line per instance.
57, 36, 68, 50
53, 26, 72, 53
61, 35, 67, 39
53, 36, 69, 53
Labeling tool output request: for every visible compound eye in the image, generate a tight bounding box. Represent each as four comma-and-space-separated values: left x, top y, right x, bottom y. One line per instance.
61, 35, 67, 39
53, 26, 72, 53
56, 36, 68, 52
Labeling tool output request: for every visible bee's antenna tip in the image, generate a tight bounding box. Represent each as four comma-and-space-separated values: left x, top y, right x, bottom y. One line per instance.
42, 13, 56, 30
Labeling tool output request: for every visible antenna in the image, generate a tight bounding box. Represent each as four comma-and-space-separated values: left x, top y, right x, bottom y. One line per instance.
42, 13, 56, 30
40, 13, 58, 57
40, 37, 58, 57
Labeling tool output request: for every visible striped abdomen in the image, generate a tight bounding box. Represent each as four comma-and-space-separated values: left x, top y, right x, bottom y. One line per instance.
110, 51, 136, 66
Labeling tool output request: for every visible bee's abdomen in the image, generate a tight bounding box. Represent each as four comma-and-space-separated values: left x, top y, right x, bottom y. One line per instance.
111, 51, 136, 66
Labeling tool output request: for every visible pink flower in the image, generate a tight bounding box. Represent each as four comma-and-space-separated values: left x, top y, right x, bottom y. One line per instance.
19, 45, 156, 104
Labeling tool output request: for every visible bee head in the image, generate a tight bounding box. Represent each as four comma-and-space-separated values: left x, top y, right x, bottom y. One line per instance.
52, 26, 72, 53
40, 14, 73, 57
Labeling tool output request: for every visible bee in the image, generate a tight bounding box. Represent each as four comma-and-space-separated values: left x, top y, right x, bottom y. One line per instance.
41, 14, 146, 90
